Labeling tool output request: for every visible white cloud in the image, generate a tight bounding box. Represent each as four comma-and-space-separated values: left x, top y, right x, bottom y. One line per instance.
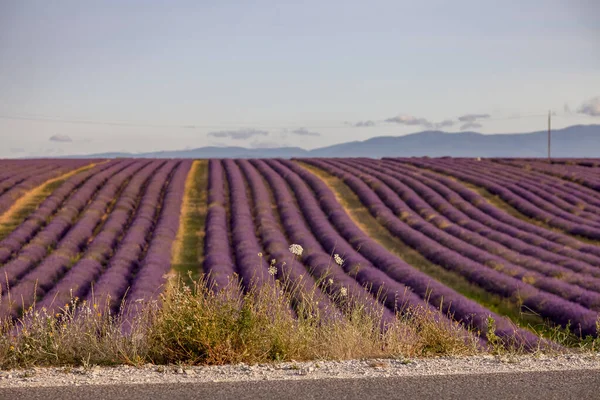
353, 120, 376, 127
385, 115, 431, 126
385, 115, 455, 129
578, 97, 600, 117
207, 128, 268, 140
290, 128, 321, 136
457, 114, 491, 123
49, 134, 72, 142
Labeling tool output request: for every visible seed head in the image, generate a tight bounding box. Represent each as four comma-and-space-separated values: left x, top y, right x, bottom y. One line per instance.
268, 265, 278, 276
289, 244, 304, 257
334, 254, 344, 266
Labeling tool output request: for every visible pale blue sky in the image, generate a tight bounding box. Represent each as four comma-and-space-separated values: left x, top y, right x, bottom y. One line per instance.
0, 0, 599, 157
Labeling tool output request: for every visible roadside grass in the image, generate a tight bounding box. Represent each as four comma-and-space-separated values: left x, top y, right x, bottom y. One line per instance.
170, 160, 208, 283
148, 275, 481, 365
295, 162, 594, 341
0, 274, 483, 369
0, 162, 101, 241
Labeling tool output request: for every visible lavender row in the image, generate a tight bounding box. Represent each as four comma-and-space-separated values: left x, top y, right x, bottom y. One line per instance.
0, 160, 132, 290
370, 159, 600, 277
0, 161, 146, 318
0, 161, 121, 264
0, 163, 57, 195
202, 160, 236, 290
342, 159, 600, 292
389, 158, 600, 250
0, 159, 98, 184
237, 159, 339, 316
425, 158, 600, 238
490, 160, 600, 214
299, 159, 598, 337
435, 159, 600, 230
459, 159, 600, 221
0, 161, 48, 183
0, 159, 95, 215
385, 159, 600, 263
509, 160, 600, 190
37, 160, 163, 314
124, 160, 192, 309
265, 159, 502, 344
280, 159, 543, 345
222, 159, 270, 291
85, 161, 179, 310
250, 159, 398, 326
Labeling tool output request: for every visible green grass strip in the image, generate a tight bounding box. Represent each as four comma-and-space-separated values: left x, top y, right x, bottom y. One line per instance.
171, 160, 209, 282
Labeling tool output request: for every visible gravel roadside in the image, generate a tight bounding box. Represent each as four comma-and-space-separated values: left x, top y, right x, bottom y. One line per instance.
0, 354, 599, 388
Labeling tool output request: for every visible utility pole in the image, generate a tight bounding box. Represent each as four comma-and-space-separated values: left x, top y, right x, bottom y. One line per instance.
547, 110, 551, 162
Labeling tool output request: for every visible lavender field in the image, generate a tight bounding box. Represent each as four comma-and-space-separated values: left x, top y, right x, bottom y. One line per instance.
1, 157, 600, 349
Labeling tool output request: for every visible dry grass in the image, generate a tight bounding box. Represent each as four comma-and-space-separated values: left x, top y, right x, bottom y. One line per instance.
149, 275, 482, 365
0, 275, 483, 369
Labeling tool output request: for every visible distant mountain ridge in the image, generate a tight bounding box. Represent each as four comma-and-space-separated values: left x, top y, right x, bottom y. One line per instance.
64, 124, 600, 159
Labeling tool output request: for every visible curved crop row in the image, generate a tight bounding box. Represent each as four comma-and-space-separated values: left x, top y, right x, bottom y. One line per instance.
124, 160, 192, 310
237, 159, 339, 317
202, 160, 236, 291
418, 158, 600, 240
0, 160, 121, 264
222, 160, 270, 291
481, 160, 600, 217
85, 161, 181, 311
334, 159, 600, 295
250, 159, 398, 325
433, 159, 600, 230
271, 160, 540, 345
300, 159, 598, 337
387, 158, 600, 252
362, 159, 600, 273
0, 161, 148, 317
0, 160, 133, 292
37, 160, 165, 314
0, 159, 95, 215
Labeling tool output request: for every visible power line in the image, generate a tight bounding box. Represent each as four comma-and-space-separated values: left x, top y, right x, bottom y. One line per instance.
0, 111, 578, 130
0, 114, 344, 129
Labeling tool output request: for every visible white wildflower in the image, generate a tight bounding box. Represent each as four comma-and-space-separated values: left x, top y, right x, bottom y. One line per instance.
328, 278, 334, 285
268, 264, 278, 276
340, 287, 348, 297
258, 252, 263, 257
289, 244, 304, 257
334, 254, 344, 266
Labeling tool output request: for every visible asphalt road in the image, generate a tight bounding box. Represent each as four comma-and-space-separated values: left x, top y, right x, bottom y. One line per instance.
3, 369, 598, 400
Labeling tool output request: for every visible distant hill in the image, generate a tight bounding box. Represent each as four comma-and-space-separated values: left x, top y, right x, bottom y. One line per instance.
64, 124, 600, 159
